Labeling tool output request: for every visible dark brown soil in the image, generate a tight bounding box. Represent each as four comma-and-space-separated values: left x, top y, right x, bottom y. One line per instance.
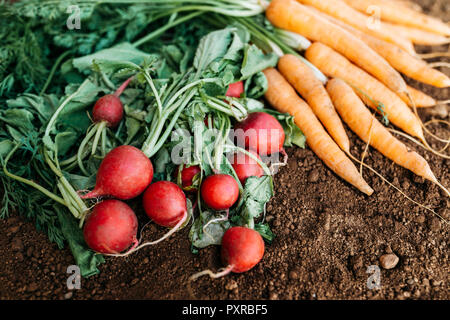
0, 0, 448, 300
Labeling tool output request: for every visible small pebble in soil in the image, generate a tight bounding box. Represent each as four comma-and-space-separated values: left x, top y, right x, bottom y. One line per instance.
307, 170, 320, 183
323, 213, 331, 231
288, 270, 299, 280
64, 292, 73, 300
379, 253, 399, 269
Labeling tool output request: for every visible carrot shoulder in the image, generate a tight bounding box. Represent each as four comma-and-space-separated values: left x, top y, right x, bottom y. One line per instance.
295, 0, 415, 54
305, 42, 425, 141
342, 0, 450, 36
263, 68, 374, 196
307, 6, 450, 89
265, 0, 407, 94
277, 54, 350, 152
326, 78, 437, 183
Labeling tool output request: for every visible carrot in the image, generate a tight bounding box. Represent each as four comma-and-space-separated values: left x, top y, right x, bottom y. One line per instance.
277, 54, 350, 152
305, 42, 424, 141
263, 68, 374, 196
265, 0, 408, 94
295, 0, 416, 54
306, 6, 450, 88
402, 86, 436, 108
317, 10, 450, 89
342, 0, 450, 36
390, 0, 422, 12
382, 22, 450, 46
326, 78, 438, 183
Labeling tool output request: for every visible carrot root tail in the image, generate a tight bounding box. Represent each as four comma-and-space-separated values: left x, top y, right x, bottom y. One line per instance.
346, 152, 448, 224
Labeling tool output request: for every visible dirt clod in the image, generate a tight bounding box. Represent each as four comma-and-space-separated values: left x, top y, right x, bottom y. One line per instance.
10, 237, 23, 252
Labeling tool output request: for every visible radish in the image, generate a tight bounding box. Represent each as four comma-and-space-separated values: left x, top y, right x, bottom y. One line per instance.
76, 77, 134, 175
234, 112, 285, 156
225, 81, 244, 98
92, 76, 133, 128
201, 174, 239, 211
231, 150, 264, 185
175, 165, 201, 193
100, 181, 189, 257
189, 227, 265, 290
221, 226, 265, 273
81, 145, 153, 200
83, 199, 138, 254
143, 181, 187, 228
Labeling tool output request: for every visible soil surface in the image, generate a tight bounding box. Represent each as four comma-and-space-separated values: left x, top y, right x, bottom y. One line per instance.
0, 0, 448, 300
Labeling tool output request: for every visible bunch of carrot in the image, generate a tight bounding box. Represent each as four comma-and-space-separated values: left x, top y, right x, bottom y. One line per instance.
261, 0, 450, 206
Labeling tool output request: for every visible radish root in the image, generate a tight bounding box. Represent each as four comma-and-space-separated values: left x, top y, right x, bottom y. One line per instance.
188, 265, 234, 299
269, 148, 288, 174
202, 209, 229, 236
105, 211, 188, 257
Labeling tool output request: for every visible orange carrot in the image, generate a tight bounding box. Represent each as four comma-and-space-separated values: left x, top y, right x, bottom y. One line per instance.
277, 54, 350, 152
312, 10, 450, 88
305, 42, 424, 141
342, 0, 450, 36
382, 22, 450, 46
326, 78, 437, 183
390, 0, 422, 12
295, 0, 416, 54
263, 68, 374, 196
265, 0, 408, 94
402, 86, 436, 108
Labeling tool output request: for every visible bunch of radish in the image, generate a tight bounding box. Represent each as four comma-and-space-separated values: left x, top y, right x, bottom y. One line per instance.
81, 80, 285, 286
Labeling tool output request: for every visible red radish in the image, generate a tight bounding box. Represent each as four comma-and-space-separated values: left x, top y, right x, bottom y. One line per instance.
175, 165, 201, 193
101, 181, 188, 257
225, 81, 244, 98
81, 145, 153, 200
201, 174, 239, 211
83, 200, 138, 254
231, 151, 264, 185
235, 112, 285, 156
189, 227, 265, 289
221, 226, 265, 273
143, 181, 187, 227
92, 77, 133, 128
92, 95, 124, 128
